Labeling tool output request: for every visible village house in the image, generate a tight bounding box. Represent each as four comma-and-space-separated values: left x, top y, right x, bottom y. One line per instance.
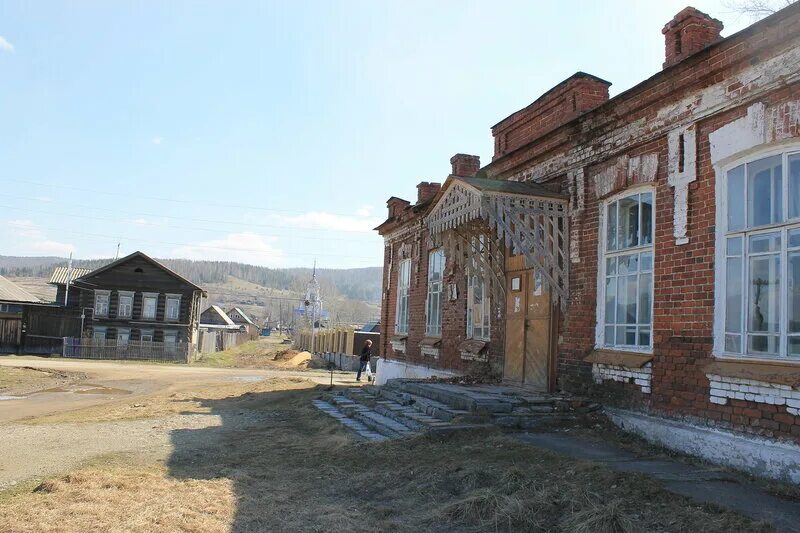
376, 5, 800, 476
50, 251, 205, 347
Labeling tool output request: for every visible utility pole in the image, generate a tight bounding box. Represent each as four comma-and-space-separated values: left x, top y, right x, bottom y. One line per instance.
115, 243, 121, 260
64, 253, 73, 306
305, 260, 321, 353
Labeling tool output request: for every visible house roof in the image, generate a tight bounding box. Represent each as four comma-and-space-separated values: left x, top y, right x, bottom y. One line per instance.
227, 307, 256, 326
49, 267, 93, 285
201, 305, 236, 326
452, 176, 568, 200
0, 275, 41, 304
74, 251, 205, 292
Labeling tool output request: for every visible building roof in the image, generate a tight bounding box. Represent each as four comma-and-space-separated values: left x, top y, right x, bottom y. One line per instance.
227, 307, 256, 326
453, 176, 568, 200
0, 275, 41, 304
48, 267, 93, 285
74, 251, 205, 293
201, 305, 236, 326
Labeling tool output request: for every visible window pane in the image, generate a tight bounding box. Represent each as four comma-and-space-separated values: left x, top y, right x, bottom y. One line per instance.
605, 277, 616, 323
621, 274, 638, 324
789, 337, 800, 357
725, 334, 742, 353
790, 228, 800, 249
618, 196, 639, 249
638, 273, 652, 324
748, 255, 781, 336
606, 257, 616, 275
747, 155, 782, 228
617, 326, 637, 346
605, 326, 615, 345
640, 252, 653, 273
790, 253, 800, 334
618, 254, 638, 275
790, 154, 800, 219
749, 335, 780, 355
640, 192, 653, 245
749, 232, 781, 254
725, 257, 742, 333
638, 327, 650, 347
607, 203, 617, 251
728, 164, 745, 231
726, 236, 742, 256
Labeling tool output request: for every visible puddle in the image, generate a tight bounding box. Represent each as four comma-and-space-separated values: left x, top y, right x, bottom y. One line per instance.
0, 395, 26, 401
39, 384, 132, 395
230, 376, 265, 382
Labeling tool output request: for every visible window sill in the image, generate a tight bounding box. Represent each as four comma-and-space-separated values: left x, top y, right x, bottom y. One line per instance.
706, 359, 800, 387
419, 336, 442, 347
585, 349, 653, 369
390, 334, 408, 342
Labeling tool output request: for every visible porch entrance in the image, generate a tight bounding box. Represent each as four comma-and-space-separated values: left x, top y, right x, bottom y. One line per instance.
503, 258, 555, 391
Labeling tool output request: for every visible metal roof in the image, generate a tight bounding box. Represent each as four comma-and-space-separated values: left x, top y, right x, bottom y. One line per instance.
455, 176, 568, 200
48, 267, 93, 285
0, 275, 41, 303
202, 305, 236, 326
227, 307, 256, 326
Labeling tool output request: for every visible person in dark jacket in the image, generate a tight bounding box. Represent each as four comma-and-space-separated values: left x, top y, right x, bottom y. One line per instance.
356, 339, 373, 382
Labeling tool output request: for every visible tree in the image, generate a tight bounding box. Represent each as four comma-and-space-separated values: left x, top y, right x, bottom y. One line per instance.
724, 0, 797, 20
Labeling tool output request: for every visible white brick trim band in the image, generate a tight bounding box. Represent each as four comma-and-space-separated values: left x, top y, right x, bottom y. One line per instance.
706, 373, 800, 416
592, 362, 652, 394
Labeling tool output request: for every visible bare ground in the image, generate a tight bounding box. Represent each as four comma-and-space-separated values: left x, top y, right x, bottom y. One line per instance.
0, 377, 775, 533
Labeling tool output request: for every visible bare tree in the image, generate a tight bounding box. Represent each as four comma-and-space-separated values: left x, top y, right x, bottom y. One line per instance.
724, 0, 797, 20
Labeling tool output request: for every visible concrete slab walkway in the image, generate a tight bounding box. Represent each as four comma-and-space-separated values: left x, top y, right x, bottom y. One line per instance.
517, 432, 800, 533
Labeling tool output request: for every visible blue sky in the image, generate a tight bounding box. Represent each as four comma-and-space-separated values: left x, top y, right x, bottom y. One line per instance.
0, 0, 763, 268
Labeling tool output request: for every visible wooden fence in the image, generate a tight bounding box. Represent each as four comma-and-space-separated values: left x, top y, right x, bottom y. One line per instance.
62, 338, 191, 363
198, 329, 250, 354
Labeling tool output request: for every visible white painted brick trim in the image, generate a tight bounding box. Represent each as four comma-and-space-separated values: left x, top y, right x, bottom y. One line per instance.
592, 362, 652, 394
705, 373, 799, 417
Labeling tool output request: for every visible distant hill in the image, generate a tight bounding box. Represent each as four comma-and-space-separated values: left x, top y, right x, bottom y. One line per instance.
0, 256, 383, 304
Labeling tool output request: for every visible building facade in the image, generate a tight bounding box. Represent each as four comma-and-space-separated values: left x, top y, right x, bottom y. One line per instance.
377, 5, 800, 449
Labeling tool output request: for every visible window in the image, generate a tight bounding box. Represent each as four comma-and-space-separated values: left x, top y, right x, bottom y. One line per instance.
93, 326, 107, 341
166, 295, 181, 321
395, 259, 411, 334
142, 293, 158, 320
117, 291, 133, 318
719, 149, 800, 358
163, 330, 178, 345
0, 304, 22, 313
467, 275, 490, 340
117, 328, 130, 346
94, 290, 110, 317
139, 329, 154, 342
426, 250, 445, 336
600, 190, 654, 349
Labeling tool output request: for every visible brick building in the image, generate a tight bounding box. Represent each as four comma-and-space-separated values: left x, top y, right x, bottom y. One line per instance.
376, 5, 800, 473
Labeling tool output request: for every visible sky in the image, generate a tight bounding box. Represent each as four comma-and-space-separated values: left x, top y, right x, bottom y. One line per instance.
0, 0, 770, 269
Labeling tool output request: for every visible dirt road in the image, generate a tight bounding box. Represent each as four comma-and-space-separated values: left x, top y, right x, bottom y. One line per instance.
0, 356, 357, 491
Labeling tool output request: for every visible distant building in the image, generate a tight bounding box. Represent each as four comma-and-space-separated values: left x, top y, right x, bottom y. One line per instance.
199, 305, 238, 329
226, 307, 260, 339
0, 275, 42, 352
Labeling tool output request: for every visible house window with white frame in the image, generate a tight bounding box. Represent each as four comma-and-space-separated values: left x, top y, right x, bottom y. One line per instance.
117, 328, 130, 346
395, 259, 411, 334
165, 294, 181, 321
426, 250, 445, 336
142, 293, 158, 320
467, 275, 490, 340
600, 190, 654, 349
719, 149, 800, 358
92, 326, 107, 341
117, 291, 133, 319
94, 290, 110, 317
139, 329, 154, 342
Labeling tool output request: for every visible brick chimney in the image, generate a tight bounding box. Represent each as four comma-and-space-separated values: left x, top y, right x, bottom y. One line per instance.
662, 7, 723, 69
387, 197, 411, 218
450, 154, 481, 177
416, 182, 441, 204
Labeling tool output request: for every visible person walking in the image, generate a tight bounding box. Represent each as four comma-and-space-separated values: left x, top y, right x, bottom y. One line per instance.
356, 339, 373, 382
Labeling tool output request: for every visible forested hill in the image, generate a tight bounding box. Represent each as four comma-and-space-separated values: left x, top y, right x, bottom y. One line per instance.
0, 256, 383, 303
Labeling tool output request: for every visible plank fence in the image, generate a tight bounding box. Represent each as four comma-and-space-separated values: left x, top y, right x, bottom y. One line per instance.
62, 337, 191, 363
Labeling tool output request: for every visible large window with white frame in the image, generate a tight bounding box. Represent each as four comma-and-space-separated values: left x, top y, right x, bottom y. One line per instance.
142, 293, 158, 320
94, 290, 110, 318
117, 291, 133, 319
599, 189, 654, 350
719, 148, 800, 359
165, 294, 181, 321
467, 275, 490, 340
426, 250, 445, 336
395, 259, 411, 334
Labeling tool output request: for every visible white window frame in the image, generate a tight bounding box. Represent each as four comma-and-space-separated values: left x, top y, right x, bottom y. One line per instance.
163, 330, 178, 346
425, 249, 445, 337
142, 293, 158, 320
595, 186, 655, 352
117, 291, 133, 319
94, 290, 110, 318
92, 326, 107, 341
117, 328, 130, 346
139, 329, 154, 342
714, 142, 800, 361
395, 259, 411, 334
467, 274, 491, 341
165, 294, 181, 321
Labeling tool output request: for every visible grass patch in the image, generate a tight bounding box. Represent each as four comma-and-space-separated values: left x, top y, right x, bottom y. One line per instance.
192, 336, 294, 369
0, 382, 776, 532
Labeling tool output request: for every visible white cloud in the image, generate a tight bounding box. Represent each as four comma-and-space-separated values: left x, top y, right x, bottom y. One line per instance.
172, 231, 286, 267
151, 136, 164, 145
270, 211, 381, 233
355, 205, 373, 217
6, 219, 75, 256
0, 36, 14, 53
35, 196, 54, 203
131, 217, 168, 227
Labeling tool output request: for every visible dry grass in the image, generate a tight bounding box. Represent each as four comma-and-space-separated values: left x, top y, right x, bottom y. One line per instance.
0, 383, 776, 533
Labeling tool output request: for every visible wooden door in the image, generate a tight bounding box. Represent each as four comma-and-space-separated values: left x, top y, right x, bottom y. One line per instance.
503, 266, 554, 391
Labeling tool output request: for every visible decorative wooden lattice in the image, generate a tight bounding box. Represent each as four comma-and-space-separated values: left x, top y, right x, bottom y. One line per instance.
427, 180, 569, 308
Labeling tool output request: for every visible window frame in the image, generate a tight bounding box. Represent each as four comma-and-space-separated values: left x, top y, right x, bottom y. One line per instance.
595, 186, 656, 353
92, 326, 107, 341
165, 294, 181, 322
394, 259, 411, 334
466, 274, 491, 341
425, 249, 445, 337
117, 291, 133, 319
141, 292, 158, 320
116, 328, 130, 346
714, 143, 800, 361
139, 329, 154, 342
94, 290, 110, 318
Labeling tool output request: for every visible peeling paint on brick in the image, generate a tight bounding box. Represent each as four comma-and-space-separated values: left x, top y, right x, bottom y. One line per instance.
709, 102, 766, 165
667, 125, 697, 245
